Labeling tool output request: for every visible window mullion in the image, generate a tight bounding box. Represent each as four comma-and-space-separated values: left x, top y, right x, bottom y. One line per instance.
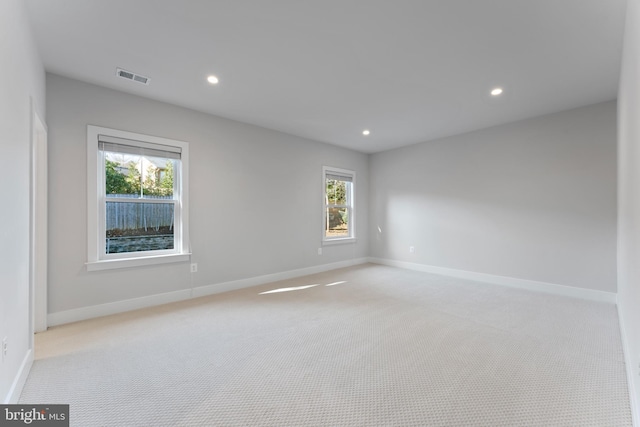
105, 197, 177, 205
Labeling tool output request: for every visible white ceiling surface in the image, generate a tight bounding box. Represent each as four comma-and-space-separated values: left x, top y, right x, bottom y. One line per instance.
26, 0, 627, 153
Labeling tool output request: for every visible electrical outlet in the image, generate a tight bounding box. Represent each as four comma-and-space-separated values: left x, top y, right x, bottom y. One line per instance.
2, 337, 7, 361
318, 248, 322, 255
190, 263, 198, 273
409, 246, 415, 253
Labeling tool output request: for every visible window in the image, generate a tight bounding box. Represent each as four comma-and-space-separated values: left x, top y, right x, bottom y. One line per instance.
87, 126, 190, 270
323, 166, 355, 243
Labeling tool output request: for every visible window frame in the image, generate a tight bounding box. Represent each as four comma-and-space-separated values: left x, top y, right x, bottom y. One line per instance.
322, 166, 356, 245
86, 125, 190, 271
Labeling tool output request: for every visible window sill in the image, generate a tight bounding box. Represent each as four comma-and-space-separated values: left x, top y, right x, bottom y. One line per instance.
322, 238, 357, 246
86, 253, 191, 271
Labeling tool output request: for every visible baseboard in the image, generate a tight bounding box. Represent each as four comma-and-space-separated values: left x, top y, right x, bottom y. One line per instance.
618, 301, 640, 427
48, 258, 369, 327
368, 258, 617, 304
3, 349, 33, 404
48, 289, 193, 327
192, 258, 369, 298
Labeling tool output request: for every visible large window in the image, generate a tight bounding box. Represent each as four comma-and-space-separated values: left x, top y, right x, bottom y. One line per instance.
87, 126, 190, 270
323, 166, 355, 243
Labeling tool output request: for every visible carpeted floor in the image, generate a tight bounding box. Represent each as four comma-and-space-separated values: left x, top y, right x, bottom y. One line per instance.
20, 264, 632, 426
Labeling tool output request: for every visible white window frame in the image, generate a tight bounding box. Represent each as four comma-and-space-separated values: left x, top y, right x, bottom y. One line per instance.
86, 125, 190, 271
322, 166, 356, 245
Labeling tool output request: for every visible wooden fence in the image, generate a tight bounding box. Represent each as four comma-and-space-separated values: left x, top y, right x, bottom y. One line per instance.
106, 194, 174, 231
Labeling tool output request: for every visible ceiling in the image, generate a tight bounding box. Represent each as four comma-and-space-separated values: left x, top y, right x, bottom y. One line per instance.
25, 0, 627, 153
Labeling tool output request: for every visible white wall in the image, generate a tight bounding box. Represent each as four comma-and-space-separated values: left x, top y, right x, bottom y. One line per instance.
46, 74, 368, 316
370, 101, 617, 292
618, 0, 640, 422
0, 0, 46, 403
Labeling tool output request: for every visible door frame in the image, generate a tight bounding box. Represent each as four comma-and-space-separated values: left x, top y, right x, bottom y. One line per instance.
30, 100, 48, 335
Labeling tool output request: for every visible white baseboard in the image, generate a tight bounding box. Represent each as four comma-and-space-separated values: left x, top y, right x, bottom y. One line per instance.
368, 258, 617, 304
3, 349, 33, 404
617, 301, 639, 427
48, 289, 193, 327
191, 258, 368, 298
48, 258, 368, 327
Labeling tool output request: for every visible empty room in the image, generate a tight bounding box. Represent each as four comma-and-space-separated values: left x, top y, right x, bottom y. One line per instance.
2, 0, 639, 425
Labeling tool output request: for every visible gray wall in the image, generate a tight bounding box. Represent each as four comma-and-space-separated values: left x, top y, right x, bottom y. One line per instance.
47, 74, 368, 314
369, 101, 617, 292
617, 0, 640, 421
0, 0, 46, 402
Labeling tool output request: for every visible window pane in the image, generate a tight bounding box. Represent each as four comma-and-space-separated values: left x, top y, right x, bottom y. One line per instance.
325, 207, 349, 238
105, 153, 141, 196
141, 155, 175, 197
105, 201, 174, 253
104, 152, 175, 198
326, 179, 348, 204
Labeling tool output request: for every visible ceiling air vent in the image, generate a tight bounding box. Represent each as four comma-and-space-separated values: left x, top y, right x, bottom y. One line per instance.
116, 68, 150, 85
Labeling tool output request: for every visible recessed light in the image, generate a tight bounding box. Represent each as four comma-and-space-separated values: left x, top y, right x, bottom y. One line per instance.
207, 75, 219, 85
491, 87, 503, 96
362, 130, 370, 136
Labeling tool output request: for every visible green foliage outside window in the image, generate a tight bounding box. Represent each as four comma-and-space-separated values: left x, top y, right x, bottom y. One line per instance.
106, 160, 135, 194
326, 179, 346, 204
106, 159, 174, 197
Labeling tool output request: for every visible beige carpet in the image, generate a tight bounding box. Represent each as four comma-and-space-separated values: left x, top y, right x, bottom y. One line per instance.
20, 264, 632, 426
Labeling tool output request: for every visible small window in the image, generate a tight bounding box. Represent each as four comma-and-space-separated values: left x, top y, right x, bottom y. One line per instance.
323, 166, 355, 244
87, 126, 190, 270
